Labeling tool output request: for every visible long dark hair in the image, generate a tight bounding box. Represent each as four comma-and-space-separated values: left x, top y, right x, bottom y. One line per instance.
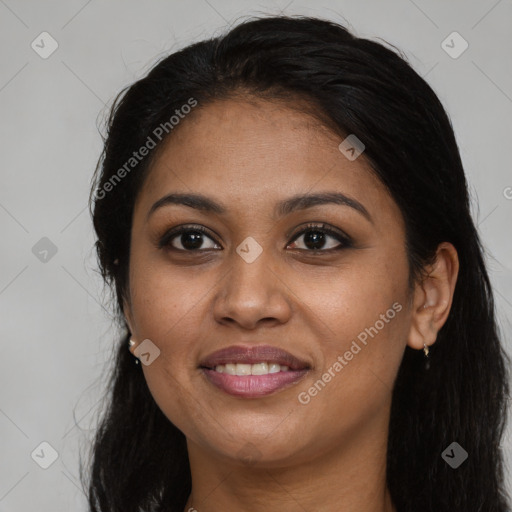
85, 14, 511, 512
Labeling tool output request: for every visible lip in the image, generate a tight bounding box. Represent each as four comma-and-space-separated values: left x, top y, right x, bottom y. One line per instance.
199, 344, 311, 398
199, 344, 311, 371
201, 368, 309, 398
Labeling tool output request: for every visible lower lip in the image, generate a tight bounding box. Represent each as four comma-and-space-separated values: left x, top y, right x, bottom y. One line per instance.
201, 368, 309, 398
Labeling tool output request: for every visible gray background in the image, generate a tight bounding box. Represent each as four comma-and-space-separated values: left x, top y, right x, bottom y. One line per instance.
1, 0, 511, 510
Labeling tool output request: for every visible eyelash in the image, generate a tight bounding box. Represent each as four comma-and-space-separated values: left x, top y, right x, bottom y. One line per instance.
158, 223, 352, 253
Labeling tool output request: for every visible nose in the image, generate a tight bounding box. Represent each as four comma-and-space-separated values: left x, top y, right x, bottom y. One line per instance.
213, 247, 292, 330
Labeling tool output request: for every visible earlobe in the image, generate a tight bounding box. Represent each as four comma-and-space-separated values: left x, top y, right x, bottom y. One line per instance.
122, 293, 142, 358
122, 299, 135, 336
123, 305, 139, 356
406, 242, 459, 351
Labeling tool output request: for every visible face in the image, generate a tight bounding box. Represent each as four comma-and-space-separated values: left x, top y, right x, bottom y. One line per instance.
124, 96, 414, 467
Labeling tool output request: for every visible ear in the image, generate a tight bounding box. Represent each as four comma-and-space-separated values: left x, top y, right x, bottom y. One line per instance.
123, 298, 137, 354
407, 242, 459, 351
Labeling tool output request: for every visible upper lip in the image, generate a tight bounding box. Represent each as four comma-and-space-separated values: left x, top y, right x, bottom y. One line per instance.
199, 345, 311, 371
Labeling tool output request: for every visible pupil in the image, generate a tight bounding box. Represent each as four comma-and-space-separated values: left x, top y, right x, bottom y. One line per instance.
304, 230, 325, 250
182, 232, 203, 250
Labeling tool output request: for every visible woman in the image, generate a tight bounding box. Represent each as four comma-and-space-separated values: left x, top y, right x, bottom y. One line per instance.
85, 15, 510, 512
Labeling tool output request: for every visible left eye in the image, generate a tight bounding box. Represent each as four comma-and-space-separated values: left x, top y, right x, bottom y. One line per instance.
287, 226, 349, 251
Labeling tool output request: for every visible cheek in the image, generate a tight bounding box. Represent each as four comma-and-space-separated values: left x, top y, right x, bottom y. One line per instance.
293, 295, 408, 455
130, 266, 215, 433
302, 248, 410, 391
129, 253, 214, 341
292, 246, 408, 340
142, 362, 215, 444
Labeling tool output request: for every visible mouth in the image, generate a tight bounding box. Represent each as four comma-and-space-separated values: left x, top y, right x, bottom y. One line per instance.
199, 344, 311, 398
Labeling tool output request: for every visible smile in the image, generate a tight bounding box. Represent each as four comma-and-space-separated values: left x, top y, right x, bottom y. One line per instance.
213, 362, 290, 375
201, 367, 309, 398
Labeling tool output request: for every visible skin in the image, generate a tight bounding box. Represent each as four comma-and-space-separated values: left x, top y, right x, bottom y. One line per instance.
123, 96, 459, 512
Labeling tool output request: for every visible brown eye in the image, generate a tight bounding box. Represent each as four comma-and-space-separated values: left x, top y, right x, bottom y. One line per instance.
287, 223, 352, 252
159, 226, 221, 251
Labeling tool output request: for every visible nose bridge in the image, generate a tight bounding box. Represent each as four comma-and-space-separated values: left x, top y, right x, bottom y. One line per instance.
228, 238, 274, 300
213, 237, 291, 328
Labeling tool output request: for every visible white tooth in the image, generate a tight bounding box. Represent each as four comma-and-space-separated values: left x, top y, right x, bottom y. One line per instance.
236, 363, 252, 376
225, 364, 237, 375
268, 363, 281, 373
251, 362, 268, 375
217, 362, 290, 375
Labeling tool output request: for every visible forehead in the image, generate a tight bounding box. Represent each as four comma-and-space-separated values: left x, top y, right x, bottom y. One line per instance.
135, 96, 401, 229
147, 96, 348, 181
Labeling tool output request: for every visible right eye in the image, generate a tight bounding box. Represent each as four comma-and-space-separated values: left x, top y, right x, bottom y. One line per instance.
159, 225, 222, 252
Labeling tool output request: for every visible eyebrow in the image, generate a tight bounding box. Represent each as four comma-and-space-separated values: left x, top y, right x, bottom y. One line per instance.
147, 191, 372, 223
